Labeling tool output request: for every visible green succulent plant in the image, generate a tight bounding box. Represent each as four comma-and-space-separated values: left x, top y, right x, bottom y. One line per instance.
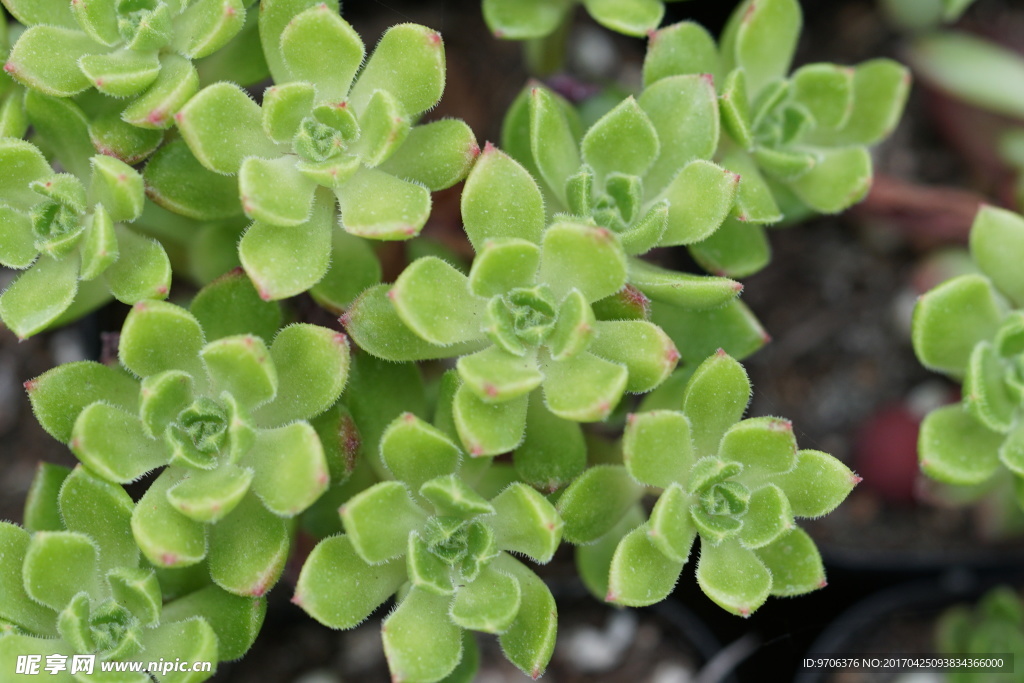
937, 586, 1024, 683
0, 464, 264, 682
558, 350, 858, 615
24, 272, 350, 596
296, 411, 562, 682
913, 206, 1024, 510
0, 137, 169, 339
483, 0, 690, 40
0, 6, 27, 139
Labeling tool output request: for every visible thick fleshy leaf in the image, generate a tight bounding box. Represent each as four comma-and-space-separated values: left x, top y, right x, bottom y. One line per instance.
90, 155, 145, 223
280, 5, 362, 102
207, 492, 290, 596
174, 0, 246, 59
529, 86, 579, 206
787, 146, 872, 214
547, 289, 595, 362
512, 396, 586, 492
919, 404, 1003, 486
138, 619, 218, 681
420, 475, 493, 519
482, 0, 571, 39
24, 463, 71, 533
23, 531, 100, 611
542, 352, 628, 422
623, 410, 692, 488
627, 259, 741, 310
26, 361, 138, 444
659, 160, 739, 246
590, 320, 677, 393
239, 156, 317, 226
3, 0, 75, 28
79, 49, 160, 98
638, 75, 719, 197
970, 205, 1024, 307
912, 274, 1004, 378
792, 63, 853, 130
774, 449, 857, 518
558, 465, 644, 544
261, 82, 314, 142
160, 584, 265, 660
119, 300, 205, 378
683, 351, 751, 458
341, 481, 424, 564
468, 238, 540, 299
103, 225, 172, 304
0, 255, 77, 339
390, 256, 484, 345
643, 21, 721, 87
144, 139, 243, 220
79, 207, 117, 281
450, 565, 521, 634
821, 61, 909, 144
488, 483, 562, 563
25, 94, 90, 182
696, 537, 771, 616
254, 323, 349, 425
349, 23, 445, 117
167, 465, 254, 523
575, 507, 642, 601
721, 0, 801, 98
495, 554, 557, 679
963, 342, 1016, 433
453, 384, 528, 456
722, 150, 782, 224
378, 119, 478, 191
4, 26, 100, 97
755, 527, 825, 596
122, 54, 199, 130
719, 68, 754, 149
90, 111, 164, 167
540, 222, 626, 303
689, 215, 771, 278
258, 0, 339, 83
583, 0, 664, 37
583, 96, 659, 181
294, 535, 405, 628
719, 416, 798, 477
309, 229, 381, 313
0, 523, 57, 635
190, 268, 282, 342
461, 145, 545, 250
648, 484, 697, 562
458, 347, 542, 403
132, 471, 207, 568
175, 82, 279, 175
336, 166, 431, 240
138, 370, 192, 439
0, 205, 35, 269
249, 421, 328, 516
0, 137, 51, 208
382, 588, 462, 683
354, 90, 410, 168
653, 299, 768, 366
607, 523, 684, 606
381, 413, 461, 490
58, 466, 138, 572
239, 187, 333, 301
738, 484, 793, 549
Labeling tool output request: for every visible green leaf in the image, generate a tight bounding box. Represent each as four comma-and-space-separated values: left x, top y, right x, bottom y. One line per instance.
382, 588, 462, 683
176, 82, 279, 175
722, 150, 782, 224
607, 523, 684, 606
0, 255, 77, 339
249, 421, 328, 517
721, 0, 801, 98
207, 492, 290, 596
380, 414, 461, 490
349, 23, 445, 118
643, 21, 721, 87
254, 323, 349, 425
738, 484, 793, 549
190, 268, 282, 342
161, 584, 265, 660
810, 58, 907, 145
167, 465, 254, 523
107, 567, 161, 627
309, 229, 381, 313
540, 222, 627, 303
653, 299, 768, 366
590, 320, 677, 393
963, 342, 1016, 433
173, 0, 246, 59
352, 90, 410, 167
101, 225, 171, 304
144, 138, 243, 220
450, 565, 521, 634
0, 205, 36, 269
71, 402, 166, 483
90, 155, 145, 223
970, 205, 1024, 306
583, 0, 664, 37
1001, 423, 1024, 478
138, 619, 218, 682
239, 187, 333, 301
294, 535, 405, 629
719, 416, 798, 477
623, 410, 692, 488
689, 215, 771, 278
139, 370, 192, 439
260, 82, 314, 142
468, 238, 540, 299
648, 484, 697, 562
390, 256, 484, 345
788, 146, 872, 214
912, 274, 1004, 378
5, 26, 100, 97
512, 396, 586, 492
79, 206, 117, 280
792, 63, 854, 129
457, 347, 542, 403
122, 54, 200, 130
420, 475, 493, 519
258, 0, 339, 82
24, 92, 93, 181
26, 361, 138, 444
0, 523, 57, 635
2, 0, 75, 28
79, 49, 160, 98
461, 145, 545, 250
488, 483, 562, 563
23, 531, 100, 611
379, 119, 478, 192
529, 86, 580, 206
482, 0, 571, 40
119, 300, 205, 378
58, 466, 138, 572
24, 463, 71, 533
279, 6, 362, 102
0, 137, 51, 209
919, 404, 1004, 486
558, 465, 644, 544
453, 384, 528, 456
638, 74, 719, 197
239, 156, 316, 226
696, 537, 771, 616
542, 352, 628, 422
341, 481, 424, 564
201, 335, 276, 410
583, 96, 659, 181
494, 554, 557, 679
720, 68, 754, 149
774, 449, 857, 518
658, 160, 739, 246
755, 527, 825, 596
627, 259, 741, 310
683, 351, 751, 458
337, 166, 431, 240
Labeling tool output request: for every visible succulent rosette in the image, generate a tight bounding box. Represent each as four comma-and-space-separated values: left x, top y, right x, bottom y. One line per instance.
296, 412, 562, 683
0, 464, 264, 682
558, 351, 858, 615
0, 137, 170, 338
25, 273, 350, 596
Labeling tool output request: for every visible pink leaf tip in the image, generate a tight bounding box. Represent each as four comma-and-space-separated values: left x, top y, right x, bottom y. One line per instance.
155, 285, 168, 296
333, 332, 348, 345
290, 593, 304, 607
483, 140, 497, 154
700, 73, 715, 87
23, 379, 37, 393
715, 348, 727, 357
160, 553, 178, 566
851, 474, 863, 486
604, 591, 618, 603
818, 579, 828, 589
427, 31, 442, 45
